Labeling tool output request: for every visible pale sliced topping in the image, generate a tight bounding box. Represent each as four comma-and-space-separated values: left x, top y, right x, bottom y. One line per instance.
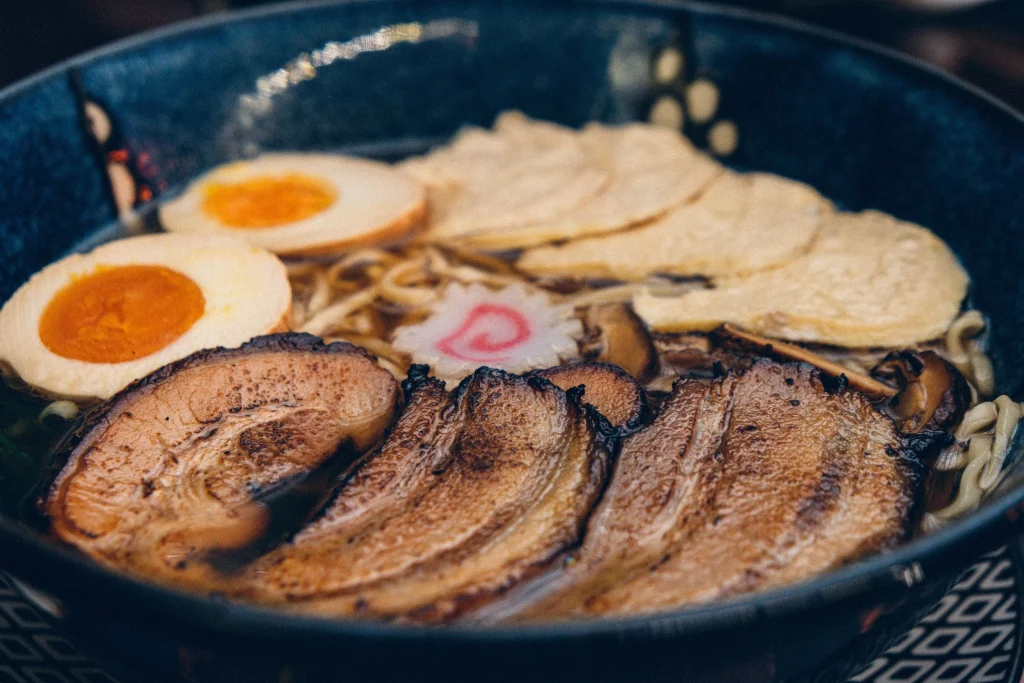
400, 112, 608, 241
633, 211, 969, 347
518, 171, 831, 280
460, 122, 721, 250
160, 153, 427, 257
0, 233, 291, 401
391, 283, 582, 385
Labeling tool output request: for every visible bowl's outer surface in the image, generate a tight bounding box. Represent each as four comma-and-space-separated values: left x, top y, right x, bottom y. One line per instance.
1, 1, 1024, 681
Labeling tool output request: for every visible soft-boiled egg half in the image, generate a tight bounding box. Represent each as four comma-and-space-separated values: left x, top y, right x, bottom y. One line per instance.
159, 153, 427, 256
0, 233, 291, 401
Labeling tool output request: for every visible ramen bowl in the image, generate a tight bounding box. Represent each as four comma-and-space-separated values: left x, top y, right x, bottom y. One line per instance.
1, 1, 1023, 681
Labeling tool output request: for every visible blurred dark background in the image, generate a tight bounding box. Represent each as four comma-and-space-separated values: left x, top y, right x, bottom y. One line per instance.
1, 0, 1023, 110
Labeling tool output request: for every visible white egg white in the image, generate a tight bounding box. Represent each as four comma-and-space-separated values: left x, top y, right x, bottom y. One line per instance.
159, 153, 427, 256
0, 233, 291, 401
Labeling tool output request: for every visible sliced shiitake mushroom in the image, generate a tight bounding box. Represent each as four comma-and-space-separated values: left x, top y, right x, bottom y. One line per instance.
710, 324, 898, 401
580, 303, 657, 383
652, 332, 754, 377
872, 350, 971, 434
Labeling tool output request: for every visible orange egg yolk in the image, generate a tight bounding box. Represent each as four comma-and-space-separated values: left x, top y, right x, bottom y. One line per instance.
201, 174, 337, 228
39, 265, 205, 364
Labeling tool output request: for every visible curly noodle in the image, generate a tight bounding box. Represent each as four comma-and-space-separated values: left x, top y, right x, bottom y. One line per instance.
946, 310, 995, 400
287, 245, 536, 378
922, 395, 1022, 532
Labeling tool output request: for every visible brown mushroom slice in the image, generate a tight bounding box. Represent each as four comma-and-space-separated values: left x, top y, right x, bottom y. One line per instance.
532, 362, 647, 433
47, 334, 399, 587
581, 303, 658, 382
711, 324, 897, 400
245, 366, 613, 622
872, 350, 971, 433
650, 332, 754, 379
510, 360, 920, 620
652, 326, 898, 402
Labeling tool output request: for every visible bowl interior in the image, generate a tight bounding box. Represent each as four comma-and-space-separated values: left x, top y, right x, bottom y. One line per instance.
1, 0, 1024, 633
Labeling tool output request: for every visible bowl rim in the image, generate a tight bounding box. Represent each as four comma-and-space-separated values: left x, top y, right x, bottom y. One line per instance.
1, 0, 1023, 644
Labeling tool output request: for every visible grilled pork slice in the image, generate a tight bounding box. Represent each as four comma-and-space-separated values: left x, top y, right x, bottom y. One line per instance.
513, 360, 920, 620
245, 366, 614, 622
532, 362, 647, 433
47, 334, 399, 587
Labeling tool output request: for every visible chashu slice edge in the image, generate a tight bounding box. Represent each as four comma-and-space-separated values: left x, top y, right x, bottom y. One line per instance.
46, 333, 400, 589
243, 365, 616, 622
507, 360, 923, 620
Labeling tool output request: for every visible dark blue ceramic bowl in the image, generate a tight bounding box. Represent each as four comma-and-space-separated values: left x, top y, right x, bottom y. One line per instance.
2, 1, 1024, 681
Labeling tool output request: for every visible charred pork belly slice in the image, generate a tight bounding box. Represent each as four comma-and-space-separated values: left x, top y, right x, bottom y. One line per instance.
47, 334, 399, 587
246, 366, 614, 622
532, 362, 647, 433
515, 360, 920, 620
244, 367, 454, 602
